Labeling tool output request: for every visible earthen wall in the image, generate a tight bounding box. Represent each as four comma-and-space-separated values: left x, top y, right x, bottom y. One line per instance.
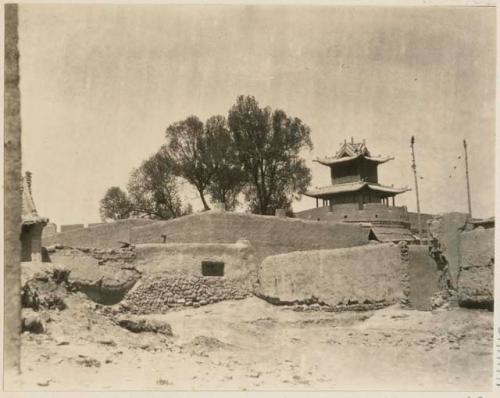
257, 243, 404, 309
130, 211, 370, 264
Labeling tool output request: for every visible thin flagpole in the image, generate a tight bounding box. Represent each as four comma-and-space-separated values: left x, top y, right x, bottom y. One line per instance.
463, 139, 472, 219
410, 136, 422, 243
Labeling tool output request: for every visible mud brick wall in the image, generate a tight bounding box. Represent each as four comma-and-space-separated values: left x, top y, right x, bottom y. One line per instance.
132, 241, 256, 281
257, 243, 404, 309
123, 275, 253, 314
130, 211, 370, 265
457, 228, 494, 310
43, 219, 155, 249
428, 212, 468, 288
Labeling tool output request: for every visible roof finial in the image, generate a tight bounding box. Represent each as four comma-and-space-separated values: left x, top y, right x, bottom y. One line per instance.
25, 171, 32, 194
351, 136, 354, 144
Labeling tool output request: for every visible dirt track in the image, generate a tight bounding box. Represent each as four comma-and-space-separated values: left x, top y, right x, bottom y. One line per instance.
20, 295, 492, 391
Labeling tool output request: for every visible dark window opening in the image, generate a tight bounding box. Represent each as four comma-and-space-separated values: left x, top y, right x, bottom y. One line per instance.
202, 261, 225, 277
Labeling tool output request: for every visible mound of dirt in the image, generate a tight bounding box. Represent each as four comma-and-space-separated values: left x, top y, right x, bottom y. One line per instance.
116, 316, 173, 336
21, 262, 69, 311
68, 264, 140, 305
182, 335, 234, 356
21, 309, 45, 334
44, 247, 141, 305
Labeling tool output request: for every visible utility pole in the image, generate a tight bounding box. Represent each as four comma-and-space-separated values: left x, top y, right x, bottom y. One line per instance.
463, 139, 472, 219
410, 136, 422, 244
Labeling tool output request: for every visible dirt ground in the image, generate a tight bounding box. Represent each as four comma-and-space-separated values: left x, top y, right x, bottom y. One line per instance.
20, 295, 492, 391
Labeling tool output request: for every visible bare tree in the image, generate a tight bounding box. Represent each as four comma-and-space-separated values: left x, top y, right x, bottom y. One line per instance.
228, 95, 313, 215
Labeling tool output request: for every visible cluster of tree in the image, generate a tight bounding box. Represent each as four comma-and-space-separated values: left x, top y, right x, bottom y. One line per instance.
99, 95, 313, 221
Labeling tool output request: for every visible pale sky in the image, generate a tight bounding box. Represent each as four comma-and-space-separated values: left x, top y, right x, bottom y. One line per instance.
19, 5, 495, 226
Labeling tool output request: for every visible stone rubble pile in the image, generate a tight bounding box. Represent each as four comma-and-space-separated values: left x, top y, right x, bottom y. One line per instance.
116, 315, 173, 336
122, 274, 253, 314
259, 293, 389, 312
398, 241, 410, 307
46, 245, 137, 265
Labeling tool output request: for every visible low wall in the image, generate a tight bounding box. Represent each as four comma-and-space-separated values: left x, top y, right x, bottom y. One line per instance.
130, 211, 370, 264
43, 219, 155, 249
457, 228, 494, 310
133, 240, 256, 280
257, 243, 404, 309
121, 240, 257, 314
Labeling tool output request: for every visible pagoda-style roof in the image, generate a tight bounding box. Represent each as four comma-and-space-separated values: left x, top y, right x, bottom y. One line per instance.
304, 181, 410, 199
315, 154, 394, 166
22, 172, 48, 226
315, 139, 394, 166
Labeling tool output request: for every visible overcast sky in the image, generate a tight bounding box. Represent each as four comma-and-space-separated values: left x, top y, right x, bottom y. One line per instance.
19, 5, 495, 226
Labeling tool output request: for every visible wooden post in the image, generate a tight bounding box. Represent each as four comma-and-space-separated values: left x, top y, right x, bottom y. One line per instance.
410, 136, 422, 244
463, 139, 472, 219
315, 198, 318, 208
392, 196, 395, 207
4, 3, 22, 385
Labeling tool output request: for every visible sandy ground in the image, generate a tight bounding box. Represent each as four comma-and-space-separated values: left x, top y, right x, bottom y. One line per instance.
20, 295, 493, 391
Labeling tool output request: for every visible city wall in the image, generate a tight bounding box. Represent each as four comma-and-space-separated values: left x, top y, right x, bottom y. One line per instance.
42, 219, 155, 249
130, 211, 371, 264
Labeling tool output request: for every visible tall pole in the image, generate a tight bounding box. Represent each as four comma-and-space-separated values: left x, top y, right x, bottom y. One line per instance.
410, 136, 422, 243
5, 3, 22, 384
463, 139, 472, 219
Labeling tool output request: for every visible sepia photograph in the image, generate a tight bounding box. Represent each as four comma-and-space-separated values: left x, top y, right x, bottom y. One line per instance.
3, 1, 496, 392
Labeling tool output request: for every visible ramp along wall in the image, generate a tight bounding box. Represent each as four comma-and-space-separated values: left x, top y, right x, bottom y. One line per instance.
130, 211, 371, 265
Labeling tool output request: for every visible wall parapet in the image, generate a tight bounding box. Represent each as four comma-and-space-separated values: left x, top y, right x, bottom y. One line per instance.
295, 203, 410, 227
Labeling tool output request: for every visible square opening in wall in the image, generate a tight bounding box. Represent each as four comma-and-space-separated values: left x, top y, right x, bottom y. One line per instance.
202, 261, 225, 277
